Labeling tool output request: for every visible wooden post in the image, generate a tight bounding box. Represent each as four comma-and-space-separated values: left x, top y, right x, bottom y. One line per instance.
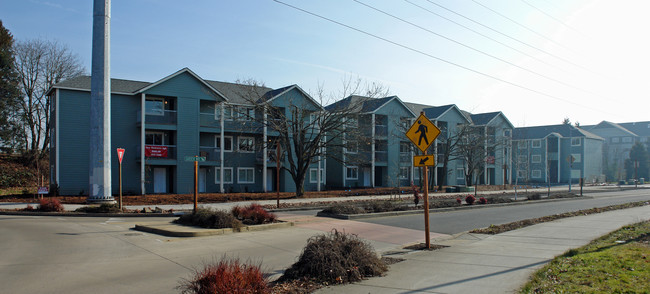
423, 150, 430, 249
194, 157, 198, 213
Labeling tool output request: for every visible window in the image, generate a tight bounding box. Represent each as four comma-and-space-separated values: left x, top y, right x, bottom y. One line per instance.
400, 142, 410, 153
503, 130, 511, 137
399, 167, 410, 180
238, 137, 254, 153
532, 155, 541, 163
345, 141, 358, 153
309, 168, 325, 183
237, 107, 254, 121
400, 118, 411, 130
145, 131, 164, 145
622, 136, 633, 143
517, 170, 526, 178
215, 135, 233, 152
611, 137, 620, 143
310, 113, 320, 129
456, 168, 464, 180
571, 153, 582, 163
223, 105, 234, 121
518, 141, 527, 149
571, 137, 581, 146
345, 117, 358, 128
345, 166, 358, 180
532, 140, 541, 148
518, 155, 527, 163
215, 167, 233, 184
237, 168, 255, 184
145, 97, 164, 115
641, 137, 648, 143
532, 170, 541, 178
413, 168, 421, 180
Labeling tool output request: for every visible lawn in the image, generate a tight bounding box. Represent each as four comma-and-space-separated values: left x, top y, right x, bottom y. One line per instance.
521, 220, 650, 293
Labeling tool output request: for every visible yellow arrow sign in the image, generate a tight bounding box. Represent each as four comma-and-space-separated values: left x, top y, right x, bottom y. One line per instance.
414, 155, 435, 167
406, 113, 441, 152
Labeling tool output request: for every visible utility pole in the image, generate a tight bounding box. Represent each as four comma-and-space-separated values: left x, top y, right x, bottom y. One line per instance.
88, 0, 114, 203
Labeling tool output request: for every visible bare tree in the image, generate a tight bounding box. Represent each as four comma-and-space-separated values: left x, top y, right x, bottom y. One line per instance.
13, 38, 85, 155
236, 77, 389, 197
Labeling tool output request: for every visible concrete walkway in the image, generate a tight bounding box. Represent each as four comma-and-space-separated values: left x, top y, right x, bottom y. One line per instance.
316, 205, 650, 294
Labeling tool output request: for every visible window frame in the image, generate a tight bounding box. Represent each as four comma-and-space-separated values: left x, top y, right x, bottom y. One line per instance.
237, 167, 255, 184
571, 137, 581, 146
145, 97, 165, 116
215, 167, 233, 184
215, 135, 233, 152
345, 166, 359, 180
145, 131, 165, 145
399, 167, 410, 180
531, 140, 541, 148
532, 154, 541, 163
309, 168, 325, 183
237, 136, 255, 153
532, 170, 541, 178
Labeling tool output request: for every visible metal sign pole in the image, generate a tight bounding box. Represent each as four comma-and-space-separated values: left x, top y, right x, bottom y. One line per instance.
194, 156, 198, 214
423, 150, 430, 249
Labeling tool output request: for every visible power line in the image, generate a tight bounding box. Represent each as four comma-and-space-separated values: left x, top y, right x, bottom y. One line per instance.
352, 0, 604, 100
470, 0, 576, 53
271, 0, 616, 117
519, 0, 584, 36
404, 0, 569, 74
424, 0, 604, 78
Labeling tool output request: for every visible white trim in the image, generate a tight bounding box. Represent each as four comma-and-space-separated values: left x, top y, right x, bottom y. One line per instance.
216, 135, 233, 152
237, 167, 255, 184
264, 84, 325, 111
345, 166, 359, 180
49, 86, 134, 96
237, 136, 255, 153
371, 113, 375, 187
215, 167, 233, 184
532, 170, 541, 178
136, 68, 228, 101
310, 168, 325, 184
532, 154, 541, 163
219, 103, 225, 193
140, 93, 146, 195
532, 139, 541, 148
55, 89, 60, 185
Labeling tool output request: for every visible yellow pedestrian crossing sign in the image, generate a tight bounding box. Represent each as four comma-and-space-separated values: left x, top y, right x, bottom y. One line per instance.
406, 113, 440, 152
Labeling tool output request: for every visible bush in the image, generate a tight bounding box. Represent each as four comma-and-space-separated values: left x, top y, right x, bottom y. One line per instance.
465, 195, 475, 205
174, 207, 242, 229
527, 193, 542, 200
280, 229, 387, 284
38, 198, 64, 212
486, 197, 513, 204
231, 203, 276, 225
321, 203, 364, 215
456, 198, 462, 205
429, 199, 462, 209
363, 200, 408, 213
75, 203, 121, 213
178, 257, 269, 294
478, 197, 487, 205
23, 204, 35, 211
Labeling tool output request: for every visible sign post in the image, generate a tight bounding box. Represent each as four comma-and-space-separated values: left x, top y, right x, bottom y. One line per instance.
406, 112, 440, 249
117, 148, 125, 210
185, 156, 206, 213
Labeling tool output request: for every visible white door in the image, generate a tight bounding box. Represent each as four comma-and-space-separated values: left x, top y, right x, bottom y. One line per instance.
266, 169, 274, 192
199, 168, 206, 193
363, 168, 371, 187
153, 167, 166, 193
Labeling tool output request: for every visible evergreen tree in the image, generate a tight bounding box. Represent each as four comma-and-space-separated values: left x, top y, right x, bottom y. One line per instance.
0, 20, 22, 152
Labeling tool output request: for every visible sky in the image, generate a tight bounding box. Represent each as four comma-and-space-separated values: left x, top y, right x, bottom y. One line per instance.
1, 0, 649, 127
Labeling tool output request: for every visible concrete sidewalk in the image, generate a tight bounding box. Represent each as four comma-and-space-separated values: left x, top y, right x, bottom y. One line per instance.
316, 205, 650, 294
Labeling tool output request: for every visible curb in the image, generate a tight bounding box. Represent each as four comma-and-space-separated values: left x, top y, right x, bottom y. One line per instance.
133, 221, 294, 237
0, 211, 177, 217
317, 196, 594, 220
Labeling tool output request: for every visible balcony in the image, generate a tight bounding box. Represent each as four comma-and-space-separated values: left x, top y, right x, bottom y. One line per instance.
375, 125, 388, 137
256, 150, 283, 165
400, 152, 410, 163
199, 147, 221, 162
137, 110, 177, 125
200, 113, 220, 128
375, 151, 388, 163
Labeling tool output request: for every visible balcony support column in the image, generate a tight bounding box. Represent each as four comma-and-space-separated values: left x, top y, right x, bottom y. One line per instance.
140, 93, 145, 195
371, 113, 375, 188
263, 106, 268, 193
219, 103, 225, 193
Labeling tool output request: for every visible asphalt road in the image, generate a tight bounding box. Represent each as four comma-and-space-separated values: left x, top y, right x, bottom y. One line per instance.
357, 188, 650, 234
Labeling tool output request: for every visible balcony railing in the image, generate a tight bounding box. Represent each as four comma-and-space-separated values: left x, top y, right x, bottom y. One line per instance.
200, 113, 220, 128
199, 146, 221, 162
137, 110, 177, 125
399, 152, 410, 163
375, 151, 388, 162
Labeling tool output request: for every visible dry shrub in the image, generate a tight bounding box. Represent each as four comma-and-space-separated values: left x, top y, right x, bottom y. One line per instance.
321, 203, 364, 215
178, 257, 269, 294
363, 200, 408, 213
231, 203, 276, 225
280, 229, 387, 284
38, 198, 64, 212
174, 207, 242, 229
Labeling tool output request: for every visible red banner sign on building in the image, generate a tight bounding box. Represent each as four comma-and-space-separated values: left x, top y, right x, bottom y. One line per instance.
145, 145, 168, 158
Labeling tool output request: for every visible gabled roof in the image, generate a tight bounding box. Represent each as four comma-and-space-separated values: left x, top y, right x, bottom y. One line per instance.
618, 121, 650, 137
325, 95, 416, 117
404, 102, 431, 116
588, 121, 637, 137
513, 124, 603, 140
205, 80, 271, 105
260, 84, 325, 110
49, 75, 150, 94
423, 104, 456, 119
470, 111, 514, 129
137, 68, 227, 101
